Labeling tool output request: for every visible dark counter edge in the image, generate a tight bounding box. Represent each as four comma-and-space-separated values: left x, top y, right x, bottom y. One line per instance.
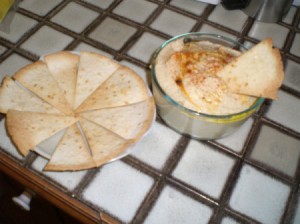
0, 149, 103, 224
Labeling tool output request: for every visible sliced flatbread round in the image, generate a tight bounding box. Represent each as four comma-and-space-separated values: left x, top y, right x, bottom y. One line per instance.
76, 66, 149, 112
6, 110, 78, 156
73, 51, 120, 109
216, 38, 284, 99
1, 50, 155, 171
79, 117, 133, 167
79, 97, 155, 141
44, 51, 79, 108
13, 61, 74, 115
44, 123, 96, 171
0, 76, 61, 114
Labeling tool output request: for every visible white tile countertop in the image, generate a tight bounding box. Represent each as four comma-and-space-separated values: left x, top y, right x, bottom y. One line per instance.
0, 0, 300, 223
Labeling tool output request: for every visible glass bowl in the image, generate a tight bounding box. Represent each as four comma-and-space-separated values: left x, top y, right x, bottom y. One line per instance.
150, 33, 264, 140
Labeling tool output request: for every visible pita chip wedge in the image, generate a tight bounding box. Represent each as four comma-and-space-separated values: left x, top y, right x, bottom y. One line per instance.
44, 51, 79, 108
44, 123, 96, 171
73, 51, 120, 109
216, 38, 284, 99
76, 66, 149, 113
79, 117, 133, 167
79, 97, 155, 141
13, 61, 74, 115
0, 76, 61, 114
6, 110, 78, 156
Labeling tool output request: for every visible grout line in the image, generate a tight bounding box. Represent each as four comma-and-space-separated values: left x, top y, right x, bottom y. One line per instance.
73, 168, 100, 196
261, 116, 300, 139
223, 207, 262, 223
166, 175, 219, 208
161, 136, 190, 174
282, 177, 300, 223
130, 179, 165, 224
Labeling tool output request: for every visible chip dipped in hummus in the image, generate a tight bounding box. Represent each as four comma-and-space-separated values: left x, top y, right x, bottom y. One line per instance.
155, 37, 284, 115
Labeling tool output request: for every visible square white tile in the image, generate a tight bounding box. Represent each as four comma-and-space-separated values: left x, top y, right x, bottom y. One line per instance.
21, 26, 74, 57
265, 90, 300, 133
51, 2, 99, 33
89, 17, 137, 50
216, 118, 254, 154
120, 60, 151, 86
31, 156, 87, 191
83, 161, 154, 223
284, 59, 300, 92
208, 5, 247, 32
0, 54, 31, 80
172, 140, 236, 199
113, 0, 158, 23
0, 119, 23, 160
127, 32, 166, 63
250, 125, 300, 177
0, 13, 37, 43
144, 185, 213, 224
229, 164, 290, 224
82, 0, 114, 9
282, 6, 297, 24
197, 24, 237, 40
131, 122, 181, 170
243, 40, 255, 49
247, 22, 289, 48
170, 0, 208, 15
221, 216, 241, 224
150, 9, 197, 36
19, 0, 62, 16
290, 33, 300, 57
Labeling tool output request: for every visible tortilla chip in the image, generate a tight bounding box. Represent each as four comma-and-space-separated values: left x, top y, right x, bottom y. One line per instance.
44, 123, 96, 171
1, 51, 154, 170
76, 66, 149, 112
6, 110, 78, 156
73, 51, 120, 109
0, 76, 61, 114
79, 97, 155, 141
216, 38, 284, 99
44, 51, 79, 108
79, 117, 133, 167
13, 61, 74, 115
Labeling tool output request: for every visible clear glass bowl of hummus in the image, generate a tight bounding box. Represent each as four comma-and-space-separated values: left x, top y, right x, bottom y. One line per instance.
151, 33, 264, 140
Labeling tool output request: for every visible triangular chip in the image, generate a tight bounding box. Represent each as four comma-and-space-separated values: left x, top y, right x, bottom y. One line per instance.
6, 110, 78, 156
80, 97, 155, 141
76, 66, 149, 112
73, 51, 120, 109
13, 61, 74, 115
79, 118, 133, 167
0, 76, 61, 114
216, 38, 284, 99
44, 123, 96, 171
44, 51, 79, 108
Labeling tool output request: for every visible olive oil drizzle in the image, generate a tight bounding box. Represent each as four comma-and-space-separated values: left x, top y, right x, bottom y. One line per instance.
173, 43, 238, 113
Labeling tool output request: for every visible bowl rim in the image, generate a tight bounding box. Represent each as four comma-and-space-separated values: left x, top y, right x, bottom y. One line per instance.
151, 32, 265, 120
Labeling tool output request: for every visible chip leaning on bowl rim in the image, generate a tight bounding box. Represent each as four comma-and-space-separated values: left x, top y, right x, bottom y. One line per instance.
150, 32, 284, 140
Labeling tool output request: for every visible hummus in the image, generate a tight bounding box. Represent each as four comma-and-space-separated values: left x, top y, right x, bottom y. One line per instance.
155, 39, 257, 115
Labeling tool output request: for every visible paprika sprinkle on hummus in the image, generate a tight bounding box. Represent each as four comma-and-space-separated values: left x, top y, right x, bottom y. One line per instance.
155, 39, 256, 115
